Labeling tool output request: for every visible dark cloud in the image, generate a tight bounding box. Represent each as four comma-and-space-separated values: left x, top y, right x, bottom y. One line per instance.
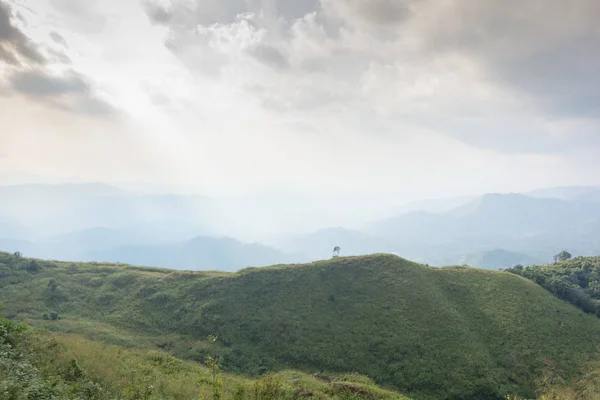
49, 31, 68, 48
145, 0, 320, 29
47, 48, 72, 64
15, 11, 25, 25
346, 0, 416, 25
10, 69, 87, 96
247, 44, 288, 69
189, 0, 319, 25
417, 0, 600, 119
0, 1, 116, 119
8, 69, 116, 117
70, 95, 118, 117
0, 0, 115, 117
0, 44, 19, 64
141, 0, 172, 25
0, 0, 46, 65
273, 0, 320, 21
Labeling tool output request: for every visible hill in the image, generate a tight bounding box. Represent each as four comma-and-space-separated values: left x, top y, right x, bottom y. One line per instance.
506, 256, 600, 316
2, 252, 600, 399
0, 315, 407, 400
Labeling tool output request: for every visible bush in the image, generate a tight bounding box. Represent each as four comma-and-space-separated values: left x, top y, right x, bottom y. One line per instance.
26, 260, 42, 273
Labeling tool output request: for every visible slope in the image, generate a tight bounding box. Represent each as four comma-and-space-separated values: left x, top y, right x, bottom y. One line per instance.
0, 313, 408, 400
2, 253, 600, 400
506, 256, 600, 316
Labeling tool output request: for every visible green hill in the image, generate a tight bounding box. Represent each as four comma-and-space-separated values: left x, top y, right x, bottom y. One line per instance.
0, 315, 407, 400
506, 256, 600, 316
2, 252, 600, 399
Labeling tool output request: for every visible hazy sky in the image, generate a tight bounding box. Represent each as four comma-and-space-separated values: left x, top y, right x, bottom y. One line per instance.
1, 0, 600, 200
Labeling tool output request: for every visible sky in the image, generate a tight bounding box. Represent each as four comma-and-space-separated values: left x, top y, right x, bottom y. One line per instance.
1, 0, 600, 202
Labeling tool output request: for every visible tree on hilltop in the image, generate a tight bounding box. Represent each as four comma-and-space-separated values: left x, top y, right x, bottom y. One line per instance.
554, 251, 572, 263
332, 246, 341, 258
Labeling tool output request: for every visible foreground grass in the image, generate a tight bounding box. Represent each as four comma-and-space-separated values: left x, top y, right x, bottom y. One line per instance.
2, 253, 600, 399
1, 314, 409, 400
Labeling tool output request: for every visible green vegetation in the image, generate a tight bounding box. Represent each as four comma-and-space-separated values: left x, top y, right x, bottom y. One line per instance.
554, 251, 573, 263
3, 252, 600, 399
507, 256, 600, 316
1, 310, 405, 400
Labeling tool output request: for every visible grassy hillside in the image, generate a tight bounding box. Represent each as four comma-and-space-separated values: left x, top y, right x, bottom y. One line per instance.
2, 252, 600, 399
507, 256, 600, 316
1, 314, 406, 400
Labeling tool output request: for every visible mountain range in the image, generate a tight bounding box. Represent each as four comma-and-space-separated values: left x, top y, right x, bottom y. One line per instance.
3, 183, 600, 270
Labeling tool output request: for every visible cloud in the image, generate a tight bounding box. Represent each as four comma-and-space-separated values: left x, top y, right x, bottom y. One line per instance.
0, 0, 46, 65
0, 1, 117, 118
49, 31, 68, 48
11, 69, 88, 96
9, 69, 116, 117
141, 0, 172, 25
144, 0, 600, 156
47, 47, 72, 64
408, 1, 600, 117
48, 0, 108, 33
246, 43, 288, 69
323, 0, 416, 26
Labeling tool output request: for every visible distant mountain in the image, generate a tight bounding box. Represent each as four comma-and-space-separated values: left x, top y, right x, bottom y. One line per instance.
367, 193, 600, 263
391, 195, 478, 215
432, 249, 545, 270
0, 220, 32, 240
5, 183, 600, 270
89, 235, 293, 271
46, 222, 212, 250
0, 183, 216, 237
525, 185, 600, 201
0, 217, 291, 270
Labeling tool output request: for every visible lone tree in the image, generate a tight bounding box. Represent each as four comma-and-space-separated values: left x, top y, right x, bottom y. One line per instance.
332, 246, 341, 258
554, 250, 572, 263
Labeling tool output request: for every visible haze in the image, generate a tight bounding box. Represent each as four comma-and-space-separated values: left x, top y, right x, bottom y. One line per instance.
2, 0, 600, 269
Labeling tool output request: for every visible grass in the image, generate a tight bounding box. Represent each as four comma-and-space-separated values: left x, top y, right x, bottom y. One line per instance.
1, 315, 409, 400
506, 256, 600, 315
2, 252, 600, 399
